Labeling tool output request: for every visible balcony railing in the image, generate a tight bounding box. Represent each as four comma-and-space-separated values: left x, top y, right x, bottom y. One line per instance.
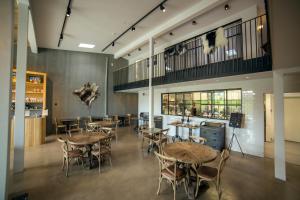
114, 14, 272, 91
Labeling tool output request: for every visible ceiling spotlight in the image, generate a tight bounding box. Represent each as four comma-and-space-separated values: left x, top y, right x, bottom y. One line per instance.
131, 27, 136, 31
224, 4, 230, 10
192, 20, 197, 25
169, 32, 173, 36
128, 53, 131, 56
112, 42, 115, 47
66, 7, 71, 17
138, 48, 141, 51
160, 4, 166, 12
59, 34, 63, 40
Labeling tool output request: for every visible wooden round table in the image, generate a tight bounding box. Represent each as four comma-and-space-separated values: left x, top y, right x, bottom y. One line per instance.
163, 142, 217, 164
163, 142, 218, 199
67, 133, 108, 169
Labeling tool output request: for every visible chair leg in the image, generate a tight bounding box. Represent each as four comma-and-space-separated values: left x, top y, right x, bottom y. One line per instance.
98, 156, 101, 173
109, 155, 112, 167
183, 179, 188, 195
141, 138, 144, 149
66, 158, 69, 177
157, 176, 162, 195
62, 157, 65, 170
173, 182, 176, 200
56, 127, 58, 135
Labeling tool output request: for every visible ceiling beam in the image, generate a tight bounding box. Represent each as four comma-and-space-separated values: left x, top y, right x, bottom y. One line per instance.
114, 0, 226, 59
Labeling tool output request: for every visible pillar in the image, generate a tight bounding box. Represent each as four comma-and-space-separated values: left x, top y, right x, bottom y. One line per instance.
148, 37, 154, 128
0, 0, 14, 198
273, 71, 286, 181
14, 0, 29, 173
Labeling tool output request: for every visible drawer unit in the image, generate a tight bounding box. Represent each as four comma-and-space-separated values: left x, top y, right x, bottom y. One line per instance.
200, 122, 225, 151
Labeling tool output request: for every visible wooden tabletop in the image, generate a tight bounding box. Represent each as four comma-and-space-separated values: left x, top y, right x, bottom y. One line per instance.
163, 142, 217, 164
66, 133, 108, 145
168, 122, 200, 129
141, 128, 162, 135
88, 121, 114, 127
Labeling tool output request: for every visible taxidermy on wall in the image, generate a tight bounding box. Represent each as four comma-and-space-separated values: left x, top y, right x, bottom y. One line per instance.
73, 82, 99, 108
201, 27, 228, 54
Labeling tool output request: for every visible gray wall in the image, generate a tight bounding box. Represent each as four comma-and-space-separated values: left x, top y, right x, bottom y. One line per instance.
17, 48, 138, 134
269, 0, 300, 70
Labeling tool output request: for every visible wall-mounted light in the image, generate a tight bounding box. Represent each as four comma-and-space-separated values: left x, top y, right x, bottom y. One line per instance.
224, 4, 230, 10
160, 4, 166, 12
66, 7, 71, 17
257, 25, 264, 31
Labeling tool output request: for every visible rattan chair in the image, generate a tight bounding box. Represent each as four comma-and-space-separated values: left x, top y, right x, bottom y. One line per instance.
189, 135, 207, 144
91, 136, 112, 173
54, 118, 67, 135
57, 137, 84, 177
154, 151, 188, 200
195, 149, 230, 199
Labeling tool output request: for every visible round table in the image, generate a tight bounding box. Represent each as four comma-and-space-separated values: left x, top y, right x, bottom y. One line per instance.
67, 133, 108, 169
163, 142, 218, 199
163, 142, 217, 164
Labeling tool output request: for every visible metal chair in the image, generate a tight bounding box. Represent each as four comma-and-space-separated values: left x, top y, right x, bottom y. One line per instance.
91, 136, 112, 173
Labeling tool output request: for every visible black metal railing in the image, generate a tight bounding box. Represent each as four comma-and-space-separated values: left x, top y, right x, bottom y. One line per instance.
113, 14, 272, 91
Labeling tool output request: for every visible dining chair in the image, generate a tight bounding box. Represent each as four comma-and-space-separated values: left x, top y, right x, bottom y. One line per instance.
189, 135, 207, 144
103, 117, 112, 123
153, 129, 169, 153
154, 151, 188, 200
57, 137, 84, 177
54, 118, 67, 135
195, 149, 230, 199
124, 114, 131, 126
69, 117, 80, 130
91, 136, 112, 173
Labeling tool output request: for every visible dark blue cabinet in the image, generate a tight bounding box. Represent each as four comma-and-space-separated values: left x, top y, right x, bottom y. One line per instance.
200, 122, 225, 151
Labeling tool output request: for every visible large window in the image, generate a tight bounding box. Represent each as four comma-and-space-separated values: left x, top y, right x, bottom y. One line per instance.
161, 89, 242, 120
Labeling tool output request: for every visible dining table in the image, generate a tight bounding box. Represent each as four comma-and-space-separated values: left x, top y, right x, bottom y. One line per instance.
163, 142, 218, 199
61, 118, 77, 131
141, 128, 162, 153
168, 122, 200, 142
66, 132, 109, 169
87, 120, 115, 132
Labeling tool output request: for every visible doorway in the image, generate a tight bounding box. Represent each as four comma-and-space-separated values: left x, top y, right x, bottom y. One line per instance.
264, 93, 300, 165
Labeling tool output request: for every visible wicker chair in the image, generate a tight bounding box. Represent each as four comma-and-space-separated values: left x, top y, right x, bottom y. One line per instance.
91, 136, 112, 173
154, 151, 188, 200
54, 118, 67, 135
69, 117, 80, 131
124, 114, 131, 126
57, 137, 84, 177
195, 149, 230, 199
189, 135, 207, 144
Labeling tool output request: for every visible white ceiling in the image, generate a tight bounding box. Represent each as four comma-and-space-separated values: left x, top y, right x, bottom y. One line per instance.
30, 0, 203, 55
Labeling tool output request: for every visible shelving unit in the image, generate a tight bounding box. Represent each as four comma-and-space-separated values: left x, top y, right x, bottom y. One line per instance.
12, 70, 47, 114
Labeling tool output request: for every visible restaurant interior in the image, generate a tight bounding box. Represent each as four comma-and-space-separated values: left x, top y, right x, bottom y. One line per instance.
1, 0, 300, 200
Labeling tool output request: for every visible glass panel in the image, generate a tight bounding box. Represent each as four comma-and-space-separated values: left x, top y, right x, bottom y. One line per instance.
212, 105, 226, 119
192, 92, 200, 116
162, 94, 169, 115
168, 93, 176, 115
184, 93, 193, 115
200, 105, 212, 118
226, 89, 242, 118
200, 92, 211, 104
175, 93, 184, 115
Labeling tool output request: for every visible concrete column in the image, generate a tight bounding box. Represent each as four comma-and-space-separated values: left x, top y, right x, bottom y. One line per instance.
273, 71, 286, 181
14, 0, 29, 173
0, 0, 14, 198
148, 37, 154, 128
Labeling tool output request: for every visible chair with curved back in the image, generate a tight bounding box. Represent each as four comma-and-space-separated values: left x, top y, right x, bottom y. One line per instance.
54, 118, 67, 135
153, 129, 170, 153
154, 151, 188, 200
57, 137, 84, 177
91, 136, 112, 173
189, 135, 207, 144
195, 149, 230, 199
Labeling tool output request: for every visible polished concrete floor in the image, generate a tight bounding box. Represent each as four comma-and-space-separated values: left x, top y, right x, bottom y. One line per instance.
265, 141, 300, 165
9, 127, 300, 200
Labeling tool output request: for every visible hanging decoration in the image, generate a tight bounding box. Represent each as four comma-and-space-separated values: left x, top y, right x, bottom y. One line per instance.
201, 27, 228, 54
73, 82, 100, 108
